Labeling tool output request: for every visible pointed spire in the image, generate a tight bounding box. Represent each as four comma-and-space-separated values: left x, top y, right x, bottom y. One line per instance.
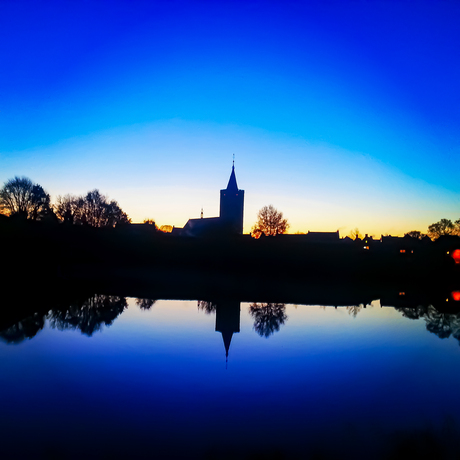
226, 165, 238, 191
221, 331, 234, 360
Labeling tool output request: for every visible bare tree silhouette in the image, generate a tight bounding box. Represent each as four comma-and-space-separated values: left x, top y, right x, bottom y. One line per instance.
404, 230, 426, 240
348, 228, 363, 240
136, 298, 157, 310
346, 305, 363, 318
251, 205, 289, 238
48, 295, 127, 336
0, 313, 46, 344
423, 305, 460, 340
249, 303, 287, 338
54, 190, 130, 227
427, 219, 457, 239
197, 300, 217, 314
0, 176, 51, 220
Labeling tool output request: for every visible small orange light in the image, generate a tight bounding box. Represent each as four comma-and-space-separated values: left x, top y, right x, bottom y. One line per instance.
452, 250, 460, 264
400, 249, 406, 253
452, 291, 460, 301
399, 292, 405, 296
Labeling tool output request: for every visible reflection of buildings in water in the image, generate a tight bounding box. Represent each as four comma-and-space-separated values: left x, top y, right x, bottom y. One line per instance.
215, 301, 240, 362
197, 300, 240, 362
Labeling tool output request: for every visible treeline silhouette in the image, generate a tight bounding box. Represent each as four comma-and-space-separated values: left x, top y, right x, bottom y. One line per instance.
0, 176, 130, 227
1, 175, 459, 326
4, 290, 460, 347
0, 294, 160, 344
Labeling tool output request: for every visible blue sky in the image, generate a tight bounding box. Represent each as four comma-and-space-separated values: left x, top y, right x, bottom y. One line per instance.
1, 0, 459, 235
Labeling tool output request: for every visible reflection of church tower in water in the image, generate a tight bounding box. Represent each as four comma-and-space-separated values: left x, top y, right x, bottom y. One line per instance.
215, 301, 241, 363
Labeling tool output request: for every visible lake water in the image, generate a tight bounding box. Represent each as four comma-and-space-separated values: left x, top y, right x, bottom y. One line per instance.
2, 297, 460, 459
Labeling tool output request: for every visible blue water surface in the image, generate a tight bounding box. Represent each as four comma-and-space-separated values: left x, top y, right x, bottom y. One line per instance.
1, 299, 460, 459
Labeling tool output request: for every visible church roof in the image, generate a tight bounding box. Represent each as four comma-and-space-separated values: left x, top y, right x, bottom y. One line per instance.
226, 166, 238, 191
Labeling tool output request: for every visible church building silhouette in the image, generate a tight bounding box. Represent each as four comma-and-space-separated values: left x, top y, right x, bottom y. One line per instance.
172, 164, 244, 236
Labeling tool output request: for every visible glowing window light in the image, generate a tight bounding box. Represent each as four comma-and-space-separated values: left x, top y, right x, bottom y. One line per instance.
452, 249, 460, 264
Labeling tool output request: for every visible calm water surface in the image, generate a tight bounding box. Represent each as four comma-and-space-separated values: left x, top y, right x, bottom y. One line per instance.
1, 298, 460, 459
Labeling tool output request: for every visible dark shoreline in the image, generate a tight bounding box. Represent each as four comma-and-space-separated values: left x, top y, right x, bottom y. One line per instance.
2, 217, 459, 329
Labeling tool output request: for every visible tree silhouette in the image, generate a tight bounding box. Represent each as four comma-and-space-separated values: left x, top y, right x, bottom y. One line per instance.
427, 219, 456, 240
54, 194, 85, 224
423, 305, 460, 340
405, 230, 426, 240
348, 228, 363, 240
395, 304, 460, 345
197, 300, 217, 314
249, 303, 287, 338
48, 295, 127, 336
54, 190, 130, 227
396, 305, 427, 320
346, 305, 362, 318
0, 313, 46, 344
159, 225, 173, 233
136, 298, 157, 310
0, 176, 51, 220
251, 205, 289, 238
143, 219, 158, 229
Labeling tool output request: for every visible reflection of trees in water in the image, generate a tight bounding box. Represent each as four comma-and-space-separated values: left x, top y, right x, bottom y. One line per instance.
197, 301, 217, 315
397, 305, 427, 320
0, 313, 45, 344
48, 295, 127, 337
249, 303, 287, 338
424, 305, 460, 341
346, 305, 362, 318
396, 304, 460, 344
135, 298, 157, 310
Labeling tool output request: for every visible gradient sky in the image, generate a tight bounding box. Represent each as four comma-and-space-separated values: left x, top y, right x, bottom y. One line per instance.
1, 0, 459, 235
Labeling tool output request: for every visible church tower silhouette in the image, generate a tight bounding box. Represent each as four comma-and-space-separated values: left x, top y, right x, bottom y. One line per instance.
172, 162, 245, 236
219, 164, 244, 235
215, 300, 241, 365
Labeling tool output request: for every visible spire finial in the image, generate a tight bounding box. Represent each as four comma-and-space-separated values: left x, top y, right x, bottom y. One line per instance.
201, 207, 203, 219
233, 154, 235, 168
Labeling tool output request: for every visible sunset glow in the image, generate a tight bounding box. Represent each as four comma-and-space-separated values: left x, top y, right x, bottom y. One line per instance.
1, 1, 459, 236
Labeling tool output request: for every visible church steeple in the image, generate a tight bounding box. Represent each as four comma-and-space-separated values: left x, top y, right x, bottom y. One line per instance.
221, 331, 234, 364
220, 161, 244, 234
215, 301, 241, 367
226, 165, 238, 191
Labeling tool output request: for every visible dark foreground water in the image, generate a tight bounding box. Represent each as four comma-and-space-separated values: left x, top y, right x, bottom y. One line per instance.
2, 298, 460, 459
